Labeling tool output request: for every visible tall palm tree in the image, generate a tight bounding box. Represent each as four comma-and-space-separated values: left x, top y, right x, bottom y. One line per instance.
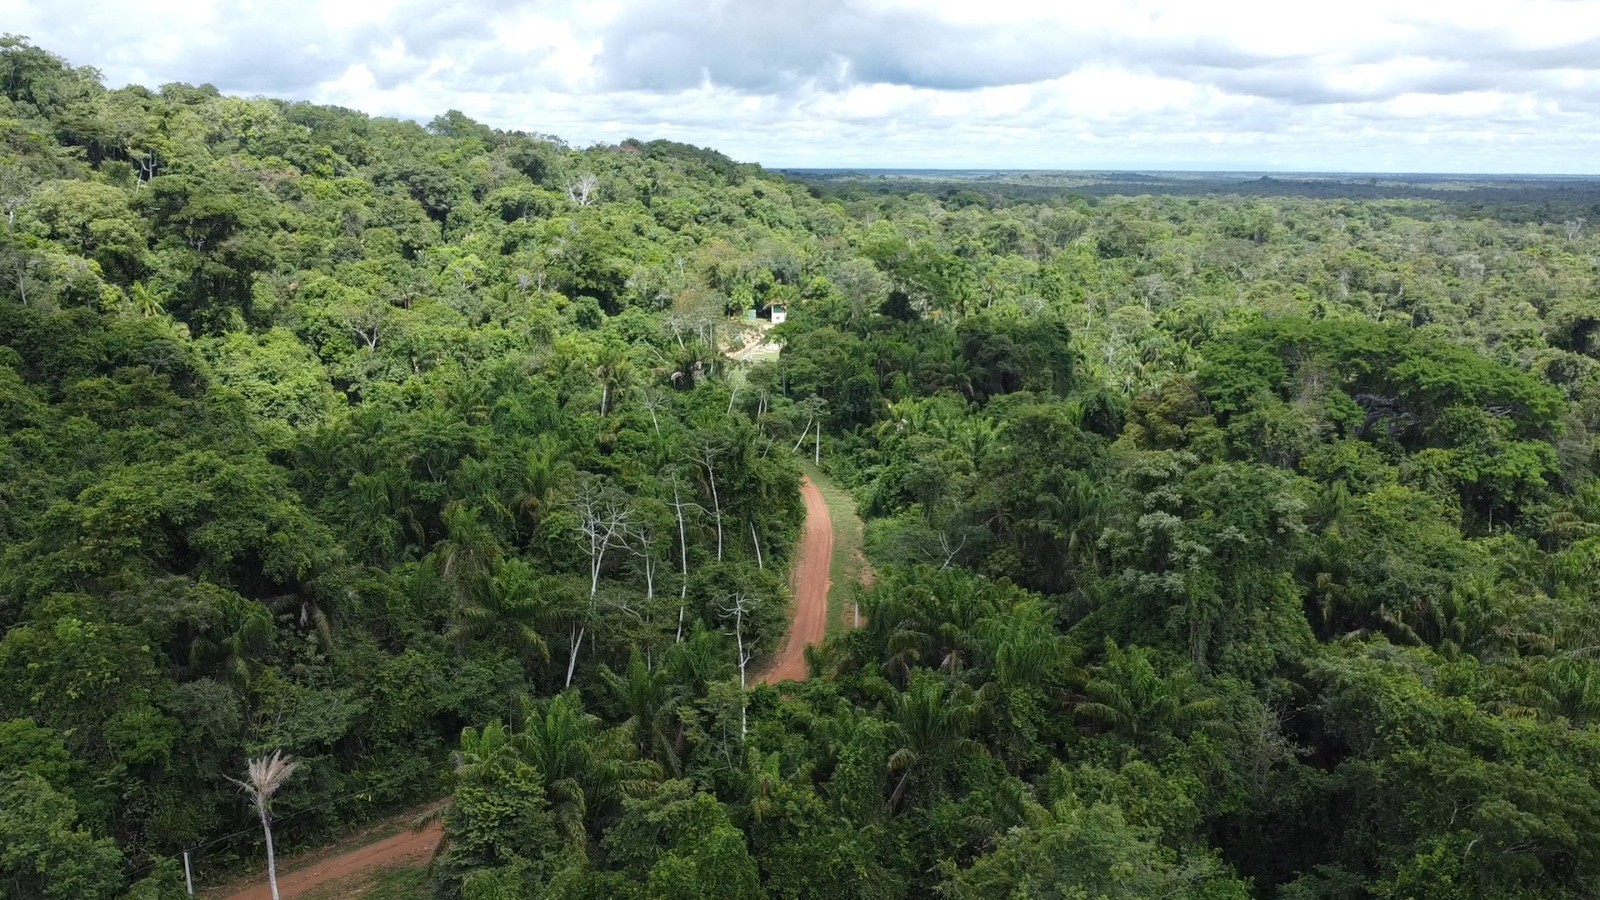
188, 596, 272, 687
869, 568, 993, 683
128, 280, 167, 318
595, 345, 635, 415
229, 751, 298, 900
515, 439, 573, 532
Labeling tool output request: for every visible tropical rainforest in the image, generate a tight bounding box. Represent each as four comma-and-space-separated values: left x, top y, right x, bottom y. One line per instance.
6, 36, 1600, 900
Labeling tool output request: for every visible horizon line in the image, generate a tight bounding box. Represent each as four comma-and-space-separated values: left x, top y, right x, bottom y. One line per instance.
762, 166, 1600, 179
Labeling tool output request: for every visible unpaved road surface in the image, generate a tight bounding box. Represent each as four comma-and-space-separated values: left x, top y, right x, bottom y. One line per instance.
217, 820, 442, 899
761, 477, 833, 684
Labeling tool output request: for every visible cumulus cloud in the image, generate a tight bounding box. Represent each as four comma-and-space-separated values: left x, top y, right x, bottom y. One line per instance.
8, 0, 1600, 171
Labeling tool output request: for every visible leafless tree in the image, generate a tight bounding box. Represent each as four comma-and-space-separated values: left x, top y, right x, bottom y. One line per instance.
346, 299, 388, 353
625, 515, 660, 600
640, 388, 667, 437
719, 593, 758, 737
229, 751, 299, 900
571, 479, 630, 685
687, 439, 726, 561
667, 472, 704, 642
937, 531, 966, 570
567, 173, 599, 207
0, 250, 42, 306
796, 396, 828, 464
0, 169, 30, 231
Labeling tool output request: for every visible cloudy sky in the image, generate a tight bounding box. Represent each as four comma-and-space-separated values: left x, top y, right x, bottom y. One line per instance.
9, 0, 1600, 172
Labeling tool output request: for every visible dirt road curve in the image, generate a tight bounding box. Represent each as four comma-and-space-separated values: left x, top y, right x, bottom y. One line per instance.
761, 477, 833, 684
219, 821, 442, 899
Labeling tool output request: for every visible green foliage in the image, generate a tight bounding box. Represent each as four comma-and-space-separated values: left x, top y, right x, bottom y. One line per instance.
0, 772, 125, 900
940, 801, 1250, 899
8, 38, 1600, 900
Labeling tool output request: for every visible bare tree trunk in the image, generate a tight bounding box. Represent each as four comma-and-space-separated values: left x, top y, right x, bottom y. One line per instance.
736, 617, 748, 738
711, 480, 722, 560
750, 520, 763, 569
698, 451, 723, 561
566, 623, 585, 687
671, 478, 691, 642
259, 802, 282, 900
721, 594, 755, 739
574, 481, 628, 686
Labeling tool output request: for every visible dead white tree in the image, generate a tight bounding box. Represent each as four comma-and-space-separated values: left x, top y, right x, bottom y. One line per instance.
229, 751, 299, 900
347, 299, 387, 353
749, 520, 763, 569
0, 169, 30, 231
795, 396, 828, 464
571, 480, 631, 686
640, 388, 667, 437
567, 173, 599, 207
687, 439, 726, 561
937, 531, 966, 570
625, 515, 660, 600
719, 593, 758, 738
667, 472, 704, 642
791, 419, 811, 454
1, 250, 40, 306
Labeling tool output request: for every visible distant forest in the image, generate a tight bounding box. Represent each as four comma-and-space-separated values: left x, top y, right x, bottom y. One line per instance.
781, 168, 1600, 220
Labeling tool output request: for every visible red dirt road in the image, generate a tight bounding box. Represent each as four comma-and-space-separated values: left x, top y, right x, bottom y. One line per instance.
761, 477, 833, 684
217, 821, 442, 899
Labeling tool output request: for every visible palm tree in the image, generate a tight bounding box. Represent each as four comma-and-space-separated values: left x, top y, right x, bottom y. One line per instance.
1074, 641, 1217, 760
975, 600, 1068, 693
868, 568, 993, 683
435, 504, 504, 608
229, 751, 298, 900
516, 692, 661, 847
265, 582, 336, 654
187, 593, 272, 687
601, 652, 687, 776
595, 345, 635, 415
448, 560, 558, 673
885, 673, 992, 813
128, 280, 167, 318
515, 439, 573, 532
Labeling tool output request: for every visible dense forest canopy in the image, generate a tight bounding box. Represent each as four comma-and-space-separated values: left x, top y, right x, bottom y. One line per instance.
5, 36, 1600, 899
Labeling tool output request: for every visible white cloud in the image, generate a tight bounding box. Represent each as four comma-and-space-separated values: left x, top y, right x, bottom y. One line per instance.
12, 0, 1600, 171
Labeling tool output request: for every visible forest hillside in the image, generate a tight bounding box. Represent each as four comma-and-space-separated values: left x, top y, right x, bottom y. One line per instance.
5, 36, 1600, 899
